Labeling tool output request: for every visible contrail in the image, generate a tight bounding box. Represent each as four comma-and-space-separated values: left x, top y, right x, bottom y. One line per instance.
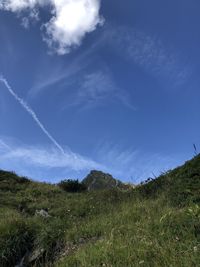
0, 76, 65, 154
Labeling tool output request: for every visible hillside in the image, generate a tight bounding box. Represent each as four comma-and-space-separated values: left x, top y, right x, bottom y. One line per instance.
0, 155, 200, 266
137, 154, 200, 205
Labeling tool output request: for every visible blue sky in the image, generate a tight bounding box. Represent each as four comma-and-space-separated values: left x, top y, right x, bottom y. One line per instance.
0, 0, 200, 183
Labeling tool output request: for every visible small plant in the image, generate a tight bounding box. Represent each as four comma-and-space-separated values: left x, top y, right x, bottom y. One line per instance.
58, 179, 87, 193
187, 204, 200, 219
193, 144, 198, 156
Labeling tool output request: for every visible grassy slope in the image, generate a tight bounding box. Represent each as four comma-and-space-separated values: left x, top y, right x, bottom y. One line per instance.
0, 156, 200, 266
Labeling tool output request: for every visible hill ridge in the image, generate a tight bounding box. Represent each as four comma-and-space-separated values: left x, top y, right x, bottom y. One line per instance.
0, 155, 200, 266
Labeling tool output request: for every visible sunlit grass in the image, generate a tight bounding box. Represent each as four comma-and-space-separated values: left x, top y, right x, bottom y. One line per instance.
0, 155, 200, 266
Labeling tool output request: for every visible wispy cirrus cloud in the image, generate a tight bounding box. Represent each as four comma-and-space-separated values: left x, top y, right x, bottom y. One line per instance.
104, 26, 190, 88
95, 141, 188, 183
0, 137, 102, 174
29, 24, 190, 101
63, 70, 136, 110
0, 139, 11, 151
0, 0, 104, 54
0, 136, 186, 184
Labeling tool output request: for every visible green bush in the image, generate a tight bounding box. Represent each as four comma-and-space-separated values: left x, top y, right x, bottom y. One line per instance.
58, 179, 87, 193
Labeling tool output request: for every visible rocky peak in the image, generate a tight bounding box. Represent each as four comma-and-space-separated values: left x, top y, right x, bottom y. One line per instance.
82, 170, 129, 191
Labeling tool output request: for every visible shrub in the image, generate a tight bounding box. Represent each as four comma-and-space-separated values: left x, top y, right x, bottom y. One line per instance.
0, 209, 34, 267
58, 179, 87, 193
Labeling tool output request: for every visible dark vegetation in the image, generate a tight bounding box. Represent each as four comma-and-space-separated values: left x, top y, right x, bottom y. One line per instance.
58, 179, 87, 193
0, 155, 200, 266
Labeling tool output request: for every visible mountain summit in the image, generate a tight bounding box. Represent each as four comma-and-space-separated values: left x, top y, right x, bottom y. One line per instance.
82, 170, 130, 191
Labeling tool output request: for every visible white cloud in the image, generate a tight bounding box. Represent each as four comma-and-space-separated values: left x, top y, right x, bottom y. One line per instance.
0, 0, 104, 54
43, 0, 104, 55
0, 0, 42, 11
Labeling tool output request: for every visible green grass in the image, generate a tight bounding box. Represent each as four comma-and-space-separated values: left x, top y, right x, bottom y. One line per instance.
57, 198, 200, 267
0, 155, 200, 266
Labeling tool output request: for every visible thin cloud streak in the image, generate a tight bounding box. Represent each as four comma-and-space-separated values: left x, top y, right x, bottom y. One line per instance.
28, 41, 96, 98
0, 76, 65, 154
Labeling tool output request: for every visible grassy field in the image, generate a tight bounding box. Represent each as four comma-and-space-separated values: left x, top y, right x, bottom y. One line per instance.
0, 155, 200, 266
